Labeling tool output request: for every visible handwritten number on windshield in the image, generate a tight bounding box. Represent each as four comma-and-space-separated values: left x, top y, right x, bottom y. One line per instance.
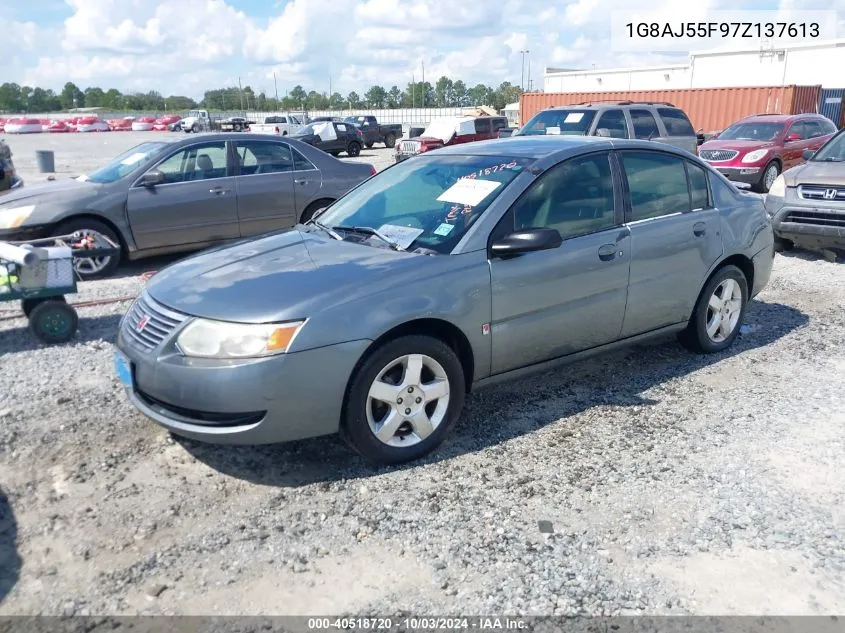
459, 161, 518, 180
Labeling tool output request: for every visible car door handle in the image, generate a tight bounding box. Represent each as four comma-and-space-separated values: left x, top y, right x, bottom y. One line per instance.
598, 244, 618, 261
209, 186, 229, 195
693, 221, 707, 237
294, 179, 308, 185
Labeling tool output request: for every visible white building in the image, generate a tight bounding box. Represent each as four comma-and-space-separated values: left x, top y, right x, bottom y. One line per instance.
544, 39, 845, 93
503, 102, 520, 126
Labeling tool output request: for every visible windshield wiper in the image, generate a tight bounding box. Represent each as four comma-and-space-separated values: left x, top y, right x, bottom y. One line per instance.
333, 225, 404, 251
304, 218, 343, 241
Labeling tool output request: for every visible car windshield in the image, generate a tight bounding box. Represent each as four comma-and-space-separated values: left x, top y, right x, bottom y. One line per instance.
810, 131, 845, 161
518, 110, 596, 136
315, 154, 533, 254
717, 122, 784, 141
81, 142, 166, 184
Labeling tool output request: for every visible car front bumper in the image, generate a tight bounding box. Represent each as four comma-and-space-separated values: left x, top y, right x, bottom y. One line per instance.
706, 165, 763, 185
115, 325, 372, 445
0, 223, 51, 241
765, 196, 845, 249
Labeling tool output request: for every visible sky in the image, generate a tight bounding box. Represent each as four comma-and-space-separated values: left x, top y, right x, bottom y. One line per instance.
5, 0, 845, 99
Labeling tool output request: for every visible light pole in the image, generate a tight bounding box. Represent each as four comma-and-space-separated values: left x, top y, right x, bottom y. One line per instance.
520, 50, 530, 91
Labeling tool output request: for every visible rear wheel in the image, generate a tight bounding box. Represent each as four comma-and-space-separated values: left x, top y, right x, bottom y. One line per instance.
341, 335, 466, 465
384, 133, 396, 149
680, 264, 748, 354
346, 141, 361, 158
299, 199, 334, 223
54, 218, 121, 280
29, 300, 78, 344
233, 123, 243, 132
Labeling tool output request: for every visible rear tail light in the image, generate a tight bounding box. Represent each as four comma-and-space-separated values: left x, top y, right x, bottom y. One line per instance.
274, 127, 279, 134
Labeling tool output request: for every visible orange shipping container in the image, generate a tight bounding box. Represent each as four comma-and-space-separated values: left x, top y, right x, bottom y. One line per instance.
519, 85, 822, 132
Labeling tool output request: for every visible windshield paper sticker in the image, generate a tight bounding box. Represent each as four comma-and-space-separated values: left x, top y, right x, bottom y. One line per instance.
376, 224, 425, 249
564, 112, 584, 123
437, 179, 502, 207
120, 152, 148, 166
545, 126, 561, 135
434, 223, 456, 236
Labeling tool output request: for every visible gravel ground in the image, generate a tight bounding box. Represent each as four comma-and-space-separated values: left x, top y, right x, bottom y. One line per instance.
4, 130, 396, 184
0, 247, 843, 616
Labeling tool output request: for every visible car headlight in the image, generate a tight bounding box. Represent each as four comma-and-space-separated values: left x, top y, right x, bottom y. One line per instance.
176, 318, 306, 359
768, 174, 786, 197
0, 205, 35, 229
742, 149, 769, 163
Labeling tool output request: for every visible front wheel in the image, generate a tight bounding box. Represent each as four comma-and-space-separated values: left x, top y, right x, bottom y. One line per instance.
384, 133, 396, 149
191, 123, 199, 133
29, 300, 78, 344
756, 161, 780, 193
341, 335, 466, 465
54, 218, 121, 280
233, 123, 243, 132
346, 141, 361, 158
680, 264, 748, 354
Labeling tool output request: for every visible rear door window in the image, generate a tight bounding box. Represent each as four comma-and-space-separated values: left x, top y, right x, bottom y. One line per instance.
657, 108, 696, 136
629, 109, 661, 139
620, 150, 691, 220
595, 109, 629, 138
475, 118, 492, 135
803, 120, 824, 138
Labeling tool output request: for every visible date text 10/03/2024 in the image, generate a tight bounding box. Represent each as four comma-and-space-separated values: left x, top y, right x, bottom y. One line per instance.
307, 617, 529, 630
625, 21, 820, 39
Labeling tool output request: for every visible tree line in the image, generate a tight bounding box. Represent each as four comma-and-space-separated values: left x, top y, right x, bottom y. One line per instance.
0, 77, 523, 114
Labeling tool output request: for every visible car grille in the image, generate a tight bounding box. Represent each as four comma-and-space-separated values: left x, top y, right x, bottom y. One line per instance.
700, 149, 739, 162
122, 293, 188, 352
400, 140, 420, 153
797, 185, 845, 201
782, 209, 845, 229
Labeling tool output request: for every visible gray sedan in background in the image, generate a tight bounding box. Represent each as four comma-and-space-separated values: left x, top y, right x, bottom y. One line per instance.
0, 133, 375, 278
115, 136, 773, 465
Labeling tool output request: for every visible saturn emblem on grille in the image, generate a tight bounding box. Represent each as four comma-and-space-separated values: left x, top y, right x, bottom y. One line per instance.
137, 314, 151, 332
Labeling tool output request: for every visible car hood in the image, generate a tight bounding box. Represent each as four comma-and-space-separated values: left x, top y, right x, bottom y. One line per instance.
700, 139, 776, 153
145, 229, 441, 323
0, 177, 101, 206
783, 159, 845, 186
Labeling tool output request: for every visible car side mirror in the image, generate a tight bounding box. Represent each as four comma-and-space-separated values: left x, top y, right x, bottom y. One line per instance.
141, 170, 164, 187
786, 133, 801, 142
490, 228, 562, 258
802, 149, 815, 160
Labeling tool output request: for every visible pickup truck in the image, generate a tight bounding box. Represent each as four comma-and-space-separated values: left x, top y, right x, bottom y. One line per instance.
250, 114, 305, 136
343, 115, 402, 148
395, 115, 509, 162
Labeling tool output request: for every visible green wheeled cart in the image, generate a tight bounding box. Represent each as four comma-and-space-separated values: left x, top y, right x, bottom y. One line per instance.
0, 234, 119, 344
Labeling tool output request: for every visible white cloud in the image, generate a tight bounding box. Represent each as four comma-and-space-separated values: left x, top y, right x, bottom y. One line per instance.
7, 0, 845, 99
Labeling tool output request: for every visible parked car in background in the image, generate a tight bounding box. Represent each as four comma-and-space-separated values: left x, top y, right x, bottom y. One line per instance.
764, 127, 845, 255
394, 115, 509, 162
219, 117, 255, 132
0, 140, 22, 193
0, 134, 375, 278
250, 114, 305, 136
310, 116, 343, 123
342, 116, 402, 148
113, 135, 773, 465
698, 113, 837, 193
291, 121, 364, 157
514, 101, 698, 156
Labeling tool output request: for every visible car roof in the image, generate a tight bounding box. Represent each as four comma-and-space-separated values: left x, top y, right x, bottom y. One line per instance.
738, 113, 821, 123
431, 135, 694, 160
540, 102, 680, 111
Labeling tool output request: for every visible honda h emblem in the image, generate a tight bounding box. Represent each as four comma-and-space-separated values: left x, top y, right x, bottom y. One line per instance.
824, 189, 838, 200
137, 314, 151, 332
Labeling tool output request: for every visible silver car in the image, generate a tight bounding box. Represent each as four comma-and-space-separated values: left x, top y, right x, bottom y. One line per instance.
0, 133, 375, 278
115, 136, 774, 465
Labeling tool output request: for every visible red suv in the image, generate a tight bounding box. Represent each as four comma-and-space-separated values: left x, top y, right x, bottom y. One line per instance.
698, 113, 838, 192
395, 116, 509, 163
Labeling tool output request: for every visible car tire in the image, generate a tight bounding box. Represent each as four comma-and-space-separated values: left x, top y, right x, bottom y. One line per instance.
54, 218, 122, 280
756, 161, 780, 193
233, 123, 242, 132
365, 142, 374, 149
384, 134, 396, 149
299, 199, 334, 223
347, 142, 361, 158
191, 123, 199, 133
29, 299, 78, 344
680, 264, 748, 354
341, 335, 466, 465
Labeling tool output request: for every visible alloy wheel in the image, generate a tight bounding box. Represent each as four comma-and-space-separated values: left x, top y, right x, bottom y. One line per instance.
365, 353, 450, 447
705, 278, 743, 343
72, 229, 113, 277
